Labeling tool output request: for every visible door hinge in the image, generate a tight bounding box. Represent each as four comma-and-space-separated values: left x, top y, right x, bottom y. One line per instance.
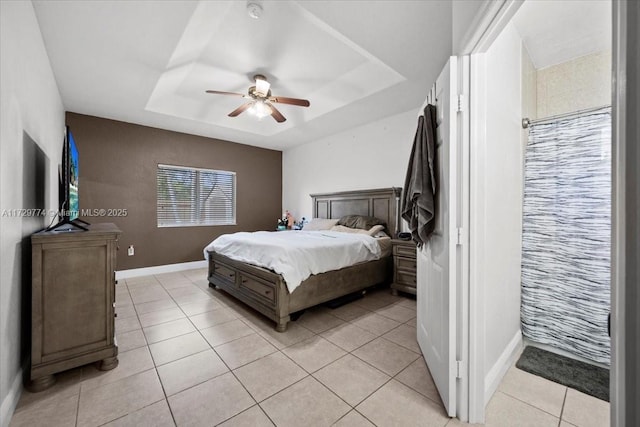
456, 227, 464, 245
456, 360, 465, 379
457, 94, 465, 112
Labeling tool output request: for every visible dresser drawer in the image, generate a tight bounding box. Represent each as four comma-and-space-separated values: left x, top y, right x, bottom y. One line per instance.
393, 244, 416, 259
396, 256, 417, 272
239, 273, 276, 306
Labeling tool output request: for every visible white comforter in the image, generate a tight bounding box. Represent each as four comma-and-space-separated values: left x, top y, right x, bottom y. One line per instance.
203, 230, 382, 293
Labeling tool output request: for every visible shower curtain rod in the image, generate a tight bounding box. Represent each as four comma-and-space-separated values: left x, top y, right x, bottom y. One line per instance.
522, 104, 611, 129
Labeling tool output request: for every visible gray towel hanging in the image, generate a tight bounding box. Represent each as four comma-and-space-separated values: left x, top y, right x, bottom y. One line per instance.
401, 104, 437, 246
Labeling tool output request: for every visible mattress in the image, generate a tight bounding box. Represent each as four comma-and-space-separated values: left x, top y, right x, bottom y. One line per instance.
204, 230, 388, 293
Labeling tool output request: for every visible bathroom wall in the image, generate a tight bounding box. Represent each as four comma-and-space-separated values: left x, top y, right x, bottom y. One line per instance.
536, 50, 611, 118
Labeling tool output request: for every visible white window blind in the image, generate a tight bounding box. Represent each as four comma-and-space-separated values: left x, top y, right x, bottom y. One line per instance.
157, 164, 236, 227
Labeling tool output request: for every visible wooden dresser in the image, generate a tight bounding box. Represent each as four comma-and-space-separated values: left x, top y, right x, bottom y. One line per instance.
390, 239, 417, 295
30, 223, 121, 391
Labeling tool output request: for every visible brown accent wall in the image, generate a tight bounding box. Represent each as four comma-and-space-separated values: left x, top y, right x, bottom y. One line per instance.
66, 113, 282, 270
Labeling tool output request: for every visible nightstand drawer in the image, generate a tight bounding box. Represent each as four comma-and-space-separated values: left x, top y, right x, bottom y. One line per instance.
395, 271, 416, 287
393, 244, 416, 259
396, 256, 416, 272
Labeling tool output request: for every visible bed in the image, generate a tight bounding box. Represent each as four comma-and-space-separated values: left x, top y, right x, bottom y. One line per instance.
206, 187, 402, 332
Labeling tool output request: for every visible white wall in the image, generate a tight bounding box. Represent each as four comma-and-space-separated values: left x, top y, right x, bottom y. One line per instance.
0, 2, 65, 425
281, 0, 491, 221
282, 109, 418, 221
475, 22, 525, 402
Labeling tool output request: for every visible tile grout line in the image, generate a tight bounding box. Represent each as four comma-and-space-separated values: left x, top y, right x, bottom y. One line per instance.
93, 397, 168, 427
558, 387, 568, 426
74, 383, 81, 427
497, 389, 565, 421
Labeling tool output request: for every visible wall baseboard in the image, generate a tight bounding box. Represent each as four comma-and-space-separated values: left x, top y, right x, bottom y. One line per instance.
484, 330, 523, 405
115, 260, 207, 280
0, 368, 23, 427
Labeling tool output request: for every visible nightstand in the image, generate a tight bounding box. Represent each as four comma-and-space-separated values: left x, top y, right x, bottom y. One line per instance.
390, 239, 417, 296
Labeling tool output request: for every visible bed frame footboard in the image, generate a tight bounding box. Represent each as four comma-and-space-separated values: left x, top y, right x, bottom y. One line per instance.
208, 251, 391, 332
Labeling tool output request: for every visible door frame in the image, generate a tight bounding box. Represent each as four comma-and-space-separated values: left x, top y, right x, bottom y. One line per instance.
457, 55, 471, 423
611, 1, 637, 426
459, 0, 525, 423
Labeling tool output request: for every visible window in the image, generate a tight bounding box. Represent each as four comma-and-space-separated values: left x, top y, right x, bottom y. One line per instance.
157, 164, 236, 227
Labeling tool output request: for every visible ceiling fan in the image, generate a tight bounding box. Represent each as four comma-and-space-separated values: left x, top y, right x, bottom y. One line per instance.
205, 74, 310, 123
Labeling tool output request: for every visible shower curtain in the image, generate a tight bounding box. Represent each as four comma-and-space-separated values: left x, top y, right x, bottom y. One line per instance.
520, 106, 611, 365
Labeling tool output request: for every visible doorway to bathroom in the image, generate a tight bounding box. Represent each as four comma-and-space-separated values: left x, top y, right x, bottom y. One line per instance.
465, 0, 613, 423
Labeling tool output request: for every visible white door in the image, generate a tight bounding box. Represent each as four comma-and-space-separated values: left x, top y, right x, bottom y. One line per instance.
417, 56, 464, 418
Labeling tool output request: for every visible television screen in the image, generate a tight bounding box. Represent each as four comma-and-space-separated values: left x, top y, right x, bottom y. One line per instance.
68, 130, 79, 221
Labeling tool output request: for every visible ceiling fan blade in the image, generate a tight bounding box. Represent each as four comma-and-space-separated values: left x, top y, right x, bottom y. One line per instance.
206, 90, 246, 97
228, 102, 253, 117
269, 104, 287, 123
269, 96, 310, 107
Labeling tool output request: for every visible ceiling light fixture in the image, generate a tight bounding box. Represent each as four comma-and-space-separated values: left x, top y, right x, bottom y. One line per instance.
248, 100, 272, 120
247, 2, 263, 19
253, 74, 271, 97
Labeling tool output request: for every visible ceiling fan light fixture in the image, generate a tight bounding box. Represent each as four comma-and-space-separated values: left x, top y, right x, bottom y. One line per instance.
254, 75, 271, 97
250, 100, 272, 119
205, 73, 308, 123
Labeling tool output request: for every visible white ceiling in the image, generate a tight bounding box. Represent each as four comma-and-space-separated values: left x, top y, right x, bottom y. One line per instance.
33, 0, 453, 151
512, 0, 611, 70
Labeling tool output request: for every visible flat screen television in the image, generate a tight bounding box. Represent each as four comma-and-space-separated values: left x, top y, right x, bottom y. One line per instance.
48, 126, 88, 231
66, 128, 79, 221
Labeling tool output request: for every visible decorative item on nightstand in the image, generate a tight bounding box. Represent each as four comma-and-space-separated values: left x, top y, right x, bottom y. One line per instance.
390, 238, 417, 296
293, 217, 306, 230
277, 210, 299, 230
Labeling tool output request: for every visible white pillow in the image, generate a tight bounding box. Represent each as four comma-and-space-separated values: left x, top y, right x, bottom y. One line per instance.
331, 224, 385, 236
372, 230, 390, 238
366, 224, 386, 236
303, 218, 339, 231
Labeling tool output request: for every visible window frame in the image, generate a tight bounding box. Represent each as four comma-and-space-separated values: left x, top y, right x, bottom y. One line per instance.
156, 163, 236, 228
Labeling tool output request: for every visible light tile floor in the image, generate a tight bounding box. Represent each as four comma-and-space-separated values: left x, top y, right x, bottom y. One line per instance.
10, 268, 610, 426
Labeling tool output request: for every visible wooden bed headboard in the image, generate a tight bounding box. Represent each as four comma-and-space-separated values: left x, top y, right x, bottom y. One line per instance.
311, 187, 402, 238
